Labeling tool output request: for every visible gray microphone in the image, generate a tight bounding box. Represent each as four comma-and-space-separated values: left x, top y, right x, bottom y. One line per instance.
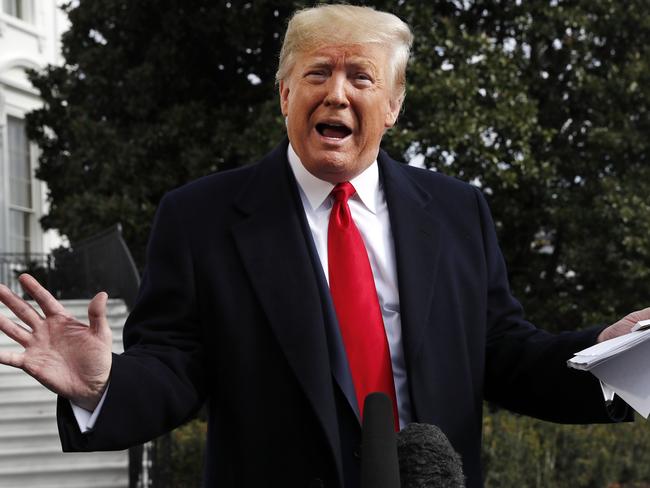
360, 392, 401, 488
397, 423, 465, 487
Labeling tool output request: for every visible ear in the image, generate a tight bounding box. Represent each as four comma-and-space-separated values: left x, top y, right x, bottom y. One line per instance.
279, 79, 290, 117
384, 96, 402, 128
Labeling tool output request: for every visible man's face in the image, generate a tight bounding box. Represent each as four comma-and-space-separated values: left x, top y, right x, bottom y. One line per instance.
280, 43, 401, 183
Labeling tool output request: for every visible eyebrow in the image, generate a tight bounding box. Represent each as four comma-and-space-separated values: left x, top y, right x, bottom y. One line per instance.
305, 57, 379, 73
304, 59, 333, 70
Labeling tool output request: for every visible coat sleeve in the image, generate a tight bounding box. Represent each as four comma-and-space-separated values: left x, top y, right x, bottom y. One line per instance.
474, 187, 631, 423
58, 192, 207, 451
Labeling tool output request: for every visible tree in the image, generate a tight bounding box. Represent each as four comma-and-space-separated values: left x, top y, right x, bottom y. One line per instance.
378, 0, 650, 331
28, 0, 650, 327
27, 0, 298, 267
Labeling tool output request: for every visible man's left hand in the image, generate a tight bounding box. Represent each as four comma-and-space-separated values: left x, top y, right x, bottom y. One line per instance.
598, 307, 650, 343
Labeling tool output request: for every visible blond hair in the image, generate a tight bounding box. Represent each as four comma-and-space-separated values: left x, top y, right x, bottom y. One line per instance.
276, 4, 413, 103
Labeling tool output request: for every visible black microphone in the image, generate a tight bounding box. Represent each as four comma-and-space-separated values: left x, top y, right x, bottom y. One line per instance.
360, 392, 401, 488
397, 423, 465, 487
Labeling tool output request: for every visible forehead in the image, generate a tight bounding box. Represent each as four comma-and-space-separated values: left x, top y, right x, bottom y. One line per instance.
295, 43, 389, 70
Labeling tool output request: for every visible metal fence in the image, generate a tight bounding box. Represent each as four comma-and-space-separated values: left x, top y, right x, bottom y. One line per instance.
0, 224, 141, 309
0, 252, 53, 295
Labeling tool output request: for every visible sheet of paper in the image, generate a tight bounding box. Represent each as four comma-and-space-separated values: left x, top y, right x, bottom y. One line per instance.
568, 321, 650, 418
632, 319, 650, 332
590, 339, 650, 418
568, 328, 650, 370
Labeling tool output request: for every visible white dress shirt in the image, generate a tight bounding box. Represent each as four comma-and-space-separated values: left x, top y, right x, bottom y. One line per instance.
287, 144, 412, 428
70, 382, 108, 432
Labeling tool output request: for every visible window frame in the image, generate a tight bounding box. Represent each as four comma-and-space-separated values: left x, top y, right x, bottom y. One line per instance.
2, 0, 34, 24
2, 112, 39, 255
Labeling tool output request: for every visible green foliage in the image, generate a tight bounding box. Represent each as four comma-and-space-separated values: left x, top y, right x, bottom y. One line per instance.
26, 0, 298, 267
377, 0, 650, 332
483, 408, 650, 488
169, 419, 207, 488
27, 0, 650, 328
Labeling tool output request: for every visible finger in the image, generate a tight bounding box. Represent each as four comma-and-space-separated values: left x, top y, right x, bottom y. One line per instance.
0, 283, 43, 328
0, 315, 32, 347
0, 350, 25, 370
620, 307, 650, 327
88, 291, 109, 333
634, 307, 650, 321
18, 274, 66, 317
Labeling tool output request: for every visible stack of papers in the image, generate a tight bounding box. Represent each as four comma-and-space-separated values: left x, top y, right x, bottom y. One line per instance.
568, 319, 650, 418
568, 321, 650, 370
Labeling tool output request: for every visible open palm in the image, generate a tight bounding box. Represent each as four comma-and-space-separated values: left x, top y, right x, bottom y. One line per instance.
0, 274, 112, 411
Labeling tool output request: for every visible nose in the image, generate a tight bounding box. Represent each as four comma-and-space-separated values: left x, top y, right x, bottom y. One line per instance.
323, 74, 349, 108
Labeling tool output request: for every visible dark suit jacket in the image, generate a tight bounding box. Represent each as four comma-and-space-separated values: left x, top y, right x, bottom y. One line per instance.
58, 139, 622, 488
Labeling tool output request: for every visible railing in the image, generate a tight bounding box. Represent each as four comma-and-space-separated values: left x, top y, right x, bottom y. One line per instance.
0, 224, 141, 309
0, 252, 53, 295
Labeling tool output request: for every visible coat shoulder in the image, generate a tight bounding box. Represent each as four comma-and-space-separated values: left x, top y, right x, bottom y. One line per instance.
163, 164, 256, 210
161, 140, 289, 212
379, 150, 482, 208
403, 164, 476, 194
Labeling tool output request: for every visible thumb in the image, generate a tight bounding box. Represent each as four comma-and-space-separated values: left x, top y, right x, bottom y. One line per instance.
88, 291, 109, 333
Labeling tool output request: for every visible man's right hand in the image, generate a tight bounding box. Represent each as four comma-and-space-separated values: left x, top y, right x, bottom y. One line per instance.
0, 274, 112, 411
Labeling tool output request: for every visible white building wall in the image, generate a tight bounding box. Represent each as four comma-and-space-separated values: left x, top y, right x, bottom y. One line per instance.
0, 0, 69, 255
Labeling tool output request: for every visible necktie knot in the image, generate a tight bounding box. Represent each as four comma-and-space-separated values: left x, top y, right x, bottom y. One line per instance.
331, 182, 356, 204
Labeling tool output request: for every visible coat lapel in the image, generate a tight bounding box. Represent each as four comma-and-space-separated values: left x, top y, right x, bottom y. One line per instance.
230, 141, 343, 485
379, 151, 443, 372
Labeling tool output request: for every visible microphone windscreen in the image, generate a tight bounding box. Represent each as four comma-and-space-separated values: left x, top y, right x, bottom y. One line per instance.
360, 392, 400, 488
397, 423, 465, 487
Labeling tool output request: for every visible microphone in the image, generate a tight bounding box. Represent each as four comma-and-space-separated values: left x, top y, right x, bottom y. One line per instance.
360, 392, 401, 488
397, 423, 465, 487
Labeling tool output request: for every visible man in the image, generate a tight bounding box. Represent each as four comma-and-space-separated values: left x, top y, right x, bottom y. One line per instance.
0, 5, 648, 488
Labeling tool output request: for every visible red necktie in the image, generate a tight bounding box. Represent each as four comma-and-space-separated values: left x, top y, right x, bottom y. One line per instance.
327, 182, 399, 430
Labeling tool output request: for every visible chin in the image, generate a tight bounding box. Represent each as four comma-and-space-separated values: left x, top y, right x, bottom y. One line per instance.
312, 155, 356, 182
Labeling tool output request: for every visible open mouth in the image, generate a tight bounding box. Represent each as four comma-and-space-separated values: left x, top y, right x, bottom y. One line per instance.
316, 122, 352, 139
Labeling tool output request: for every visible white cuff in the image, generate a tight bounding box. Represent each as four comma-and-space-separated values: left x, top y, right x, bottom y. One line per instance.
69, 384, 109, 433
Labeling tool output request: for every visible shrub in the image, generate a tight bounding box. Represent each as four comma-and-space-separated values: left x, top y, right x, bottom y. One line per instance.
483, 407, 650, 488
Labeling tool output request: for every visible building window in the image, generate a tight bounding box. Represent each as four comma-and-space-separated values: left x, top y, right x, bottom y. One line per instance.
2, 0, 20, 18
7, 115, 33, 253
2, 0, 32, 22
9, 209, 30, 253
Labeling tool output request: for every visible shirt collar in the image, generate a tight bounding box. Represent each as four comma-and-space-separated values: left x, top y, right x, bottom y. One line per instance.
287, 143, 379, 214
